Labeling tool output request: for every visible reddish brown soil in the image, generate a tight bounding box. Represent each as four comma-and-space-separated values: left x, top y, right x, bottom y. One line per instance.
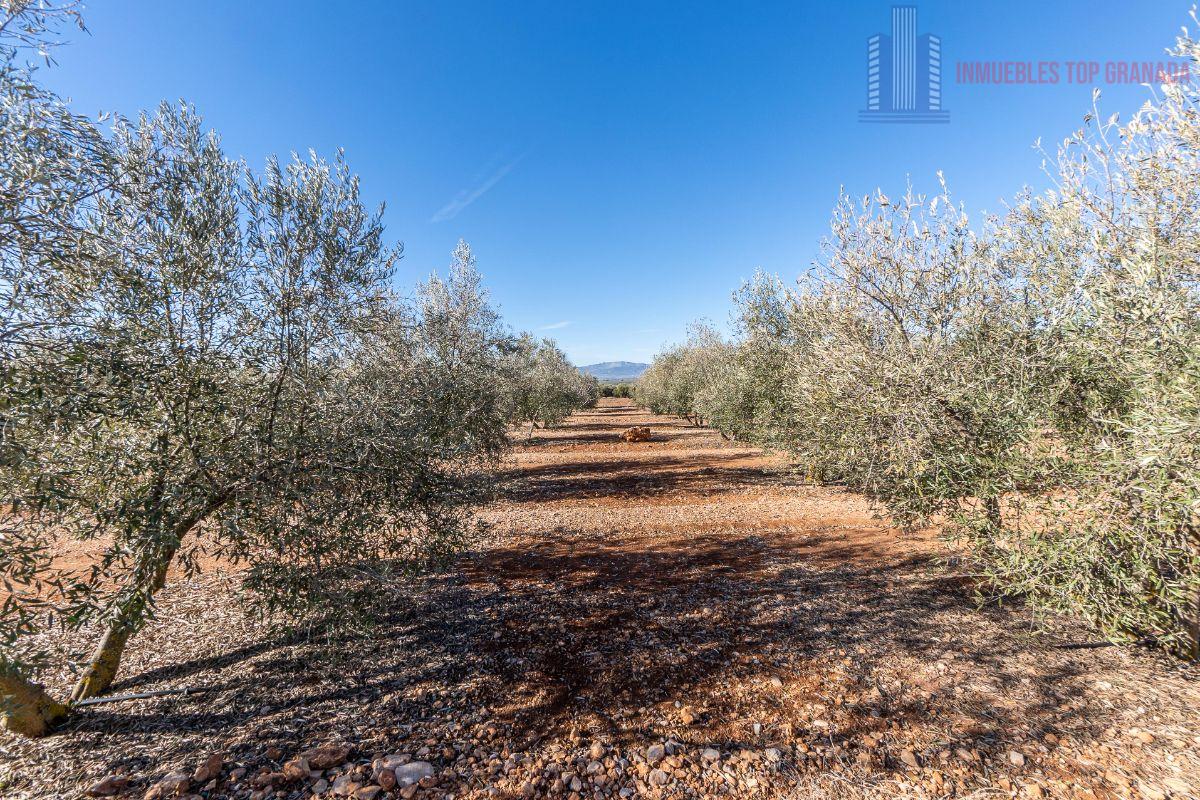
3, 399, 1198, 800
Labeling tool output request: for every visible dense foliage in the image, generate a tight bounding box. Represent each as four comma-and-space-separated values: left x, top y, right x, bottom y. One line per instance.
638, 29, 1200, 656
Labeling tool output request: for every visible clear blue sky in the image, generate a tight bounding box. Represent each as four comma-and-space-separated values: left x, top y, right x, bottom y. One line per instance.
38, 1, 1194, 364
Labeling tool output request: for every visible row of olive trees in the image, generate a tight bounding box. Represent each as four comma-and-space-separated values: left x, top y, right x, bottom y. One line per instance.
0, 5, 574, 736
599, 383, 633, 398
636, 323, 736, 432
501, 335, 598, 439
638, 25, 1200, 656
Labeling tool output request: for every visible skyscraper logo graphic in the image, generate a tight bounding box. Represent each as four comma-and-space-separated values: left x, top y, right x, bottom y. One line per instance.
859, 6, 949, 124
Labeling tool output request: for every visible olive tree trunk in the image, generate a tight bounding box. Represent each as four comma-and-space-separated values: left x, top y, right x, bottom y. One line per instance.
70, 544, 176, 702
68, 488, 231, 704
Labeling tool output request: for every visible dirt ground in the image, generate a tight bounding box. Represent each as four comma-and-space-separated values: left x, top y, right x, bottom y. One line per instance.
3, 399, 1198, 800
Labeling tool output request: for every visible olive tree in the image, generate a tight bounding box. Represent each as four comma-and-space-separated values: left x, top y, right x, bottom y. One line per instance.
773, 180, 1061, 529
719, 273, 799, 447
502, 334, 594, 438
1, 102, 513, 735
635, 333, 709, 425
972, 26, 1200, 654
0, 1, 85, 64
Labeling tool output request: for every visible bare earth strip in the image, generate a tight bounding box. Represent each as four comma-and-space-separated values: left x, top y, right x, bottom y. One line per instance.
2, 399, 1198, 800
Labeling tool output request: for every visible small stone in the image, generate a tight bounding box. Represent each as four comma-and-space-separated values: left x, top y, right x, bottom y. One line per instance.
312, 779, 330, 794
377, 769, 397, 790
769, 677, 784, 689
354, 786, 383, 800
394, 761, 435, 788
373, 753, 412, 776
302, 743, 352, 770
648, 769, 669, 787
701, 748, 721, 763
679, 707, 697, 725
900, 750, 919, 769
332, 774, 362, 797
752, 723, 761, 735
1008, 750, 1026, 767
1138, 784, 1167, 800
282, 757, 309, 782
265, 747, 283, 761
192, 753, 224, 784
646, 744, 665, 765
250, 772, 285, 789
144, 773, 191, 800
763, 748, 782, 763
1132, 730, 1155, 744
589, 742, 606, 760
1023, 783, 1044, 798
86, 776, 129, 797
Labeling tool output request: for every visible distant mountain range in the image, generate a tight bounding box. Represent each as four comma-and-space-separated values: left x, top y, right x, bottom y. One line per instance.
580, 361, 649, 381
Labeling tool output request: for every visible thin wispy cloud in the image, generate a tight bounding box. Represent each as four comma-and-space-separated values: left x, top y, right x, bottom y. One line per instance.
430, 155, 523, 223
539, 320, 572, 331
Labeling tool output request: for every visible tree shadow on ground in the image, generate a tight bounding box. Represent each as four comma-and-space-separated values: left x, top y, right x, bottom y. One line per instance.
37, 525, 1130, 799
498, 453, 797, 502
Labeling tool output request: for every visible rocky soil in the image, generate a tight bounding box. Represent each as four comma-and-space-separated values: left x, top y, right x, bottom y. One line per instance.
2, 399, 1198, 800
